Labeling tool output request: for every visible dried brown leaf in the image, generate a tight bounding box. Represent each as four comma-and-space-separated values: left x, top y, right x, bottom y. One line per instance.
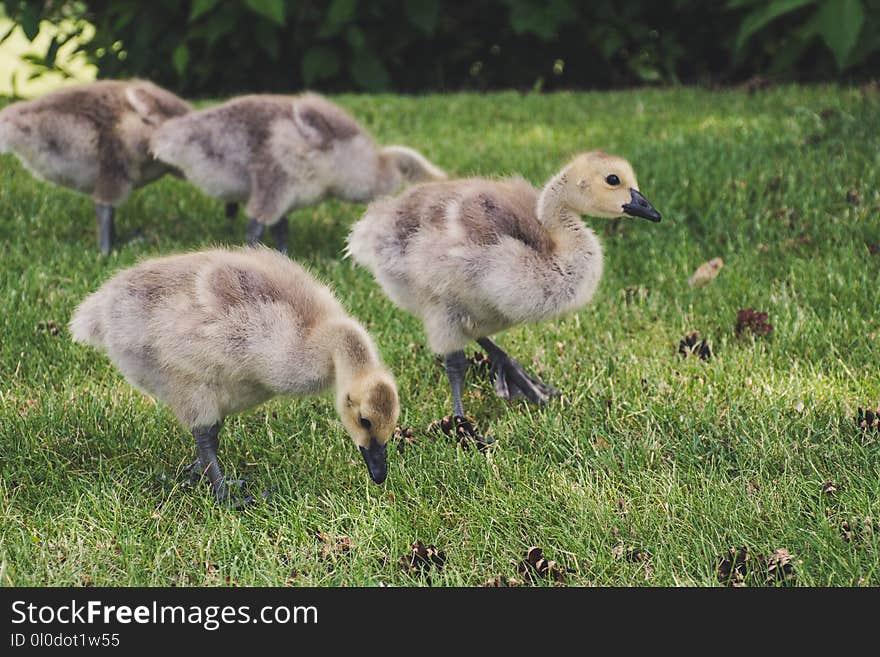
317, 532, 352, 560
688, 257, 724, 287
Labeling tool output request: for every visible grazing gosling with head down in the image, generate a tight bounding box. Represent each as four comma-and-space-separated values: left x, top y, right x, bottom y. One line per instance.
347, 150, 660, 443
0, 80, 191, 255
149, 93, 447, 254
70, 247, 399, 505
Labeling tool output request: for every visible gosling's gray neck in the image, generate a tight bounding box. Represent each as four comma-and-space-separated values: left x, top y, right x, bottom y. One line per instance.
537, 170, 604, 303
536, 170, 583, 235
326, 320, 378, 385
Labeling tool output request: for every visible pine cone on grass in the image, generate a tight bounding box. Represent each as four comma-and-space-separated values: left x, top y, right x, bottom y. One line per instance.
765, 548, 796, 583
857, 407, 879, 433
400, 541, 446, 578
468, 351, 491, 378
716, 546, 797, 586
735, 309, 773, 337
482, 574, 522, 587
678, 331, 712, 361
517, 546, 568, 583
433, 414, 493, 451
36, 320, 59, 336
317, 533, 352, 560
392, 425, 416, 453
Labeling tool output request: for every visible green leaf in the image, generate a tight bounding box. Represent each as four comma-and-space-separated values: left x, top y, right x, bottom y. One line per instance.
767, 33, 811, 74
328, 0, 358, 24
345, 25, 365, 50
0, 21, 17, 45
190, 11, 239, 46
349, 50, 390, 91
405, 0, 439, 34
319, 0, 358, 37
815, 0, 864, 69
253, 19, 280, 60
44, 36, 60, 68
190, 0, 219, 22
597, 29, 624, 59
734, 0, 816, 52
173, 43, 190, 76
507, 0, 576, 41
301, 46, 341, 86
21, 2, 41, 41
244, 0, 285, 25
844, 13, 880, 66
726, 0, 763, 9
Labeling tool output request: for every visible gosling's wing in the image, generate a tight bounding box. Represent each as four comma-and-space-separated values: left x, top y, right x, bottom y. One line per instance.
149, 97, 276, 171
124, 81, 191, 126
349, 177, 547, 272
452, 177, 549, 252
292, 93, 364, 150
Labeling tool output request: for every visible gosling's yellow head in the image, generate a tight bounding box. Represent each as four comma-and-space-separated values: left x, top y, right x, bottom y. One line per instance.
564, 151, 661, 222
336, 367, 400, 484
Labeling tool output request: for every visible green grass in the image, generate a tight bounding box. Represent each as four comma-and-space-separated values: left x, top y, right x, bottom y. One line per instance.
1, 87, 878, 587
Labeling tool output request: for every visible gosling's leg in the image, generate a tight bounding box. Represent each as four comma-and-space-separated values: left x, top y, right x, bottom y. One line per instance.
190, 423, 254, 508
225, 202, 239, 219
476, 337, 560, 405
444, 350, 494, 447
95, 204, 115, 256
246, 217, 266, 246
269, 216, 289, 255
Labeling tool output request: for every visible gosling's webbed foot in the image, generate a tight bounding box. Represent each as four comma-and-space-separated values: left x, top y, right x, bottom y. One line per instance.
476, 337, 560, 405
214, 479, 258, 509
445, 415, 494, 451
183, 458, 254, 507
489, 355, 560, 405
183, 458, 202, 487
226, 485, 274, 509
229, 492, 257, 509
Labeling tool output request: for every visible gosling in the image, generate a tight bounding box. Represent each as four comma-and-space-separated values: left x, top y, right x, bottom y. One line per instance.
70, 246, 399, 505
0, 79, 191, 254
346, 151, 660, 443
149, 93, 447, 254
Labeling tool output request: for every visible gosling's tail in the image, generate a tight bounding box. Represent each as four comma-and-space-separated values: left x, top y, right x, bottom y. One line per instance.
69, 291, 107, 348
147, 117, 183, 164
344, 199, 395, 270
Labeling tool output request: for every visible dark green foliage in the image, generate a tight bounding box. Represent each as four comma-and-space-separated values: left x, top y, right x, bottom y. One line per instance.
2, 0, 879, 95
731, 0, 880, 77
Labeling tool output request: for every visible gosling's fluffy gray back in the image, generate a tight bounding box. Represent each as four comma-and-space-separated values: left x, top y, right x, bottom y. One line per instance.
149, 93, 387, 225
0, 79, 191, 204
70, 246, 369, 427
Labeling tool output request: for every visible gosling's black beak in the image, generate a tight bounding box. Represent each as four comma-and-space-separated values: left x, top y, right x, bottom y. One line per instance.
359, 439, 388, 484
622, 189, 661, 222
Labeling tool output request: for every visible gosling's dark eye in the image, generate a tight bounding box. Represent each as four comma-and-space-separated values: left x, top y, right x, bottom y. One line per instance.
606, 174, 620, 186
359, 417, 372, 430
